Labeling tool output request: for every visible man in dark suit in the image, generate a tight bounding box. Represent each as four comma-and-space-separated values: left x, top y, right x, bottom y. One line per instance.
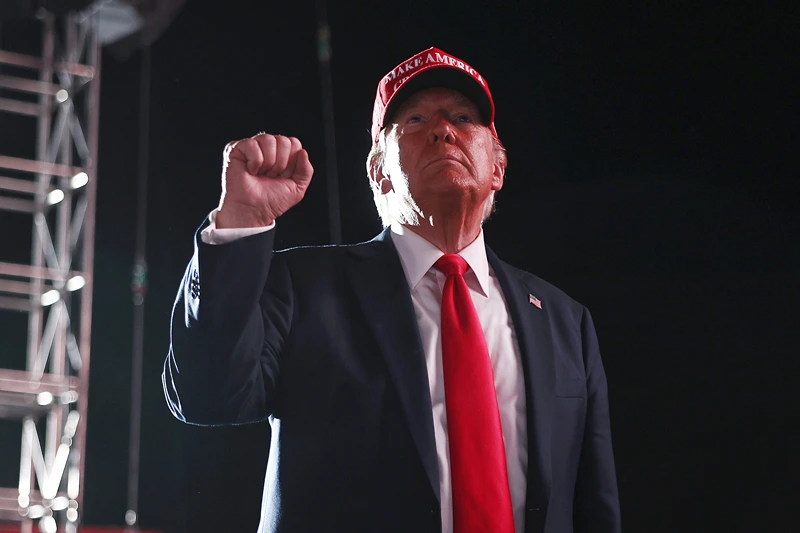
163, 47, 620, 533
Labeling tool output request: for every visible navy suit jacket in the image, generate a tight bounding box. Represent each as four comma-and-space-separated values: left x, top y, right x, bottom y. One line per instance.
163, 224, 621, 533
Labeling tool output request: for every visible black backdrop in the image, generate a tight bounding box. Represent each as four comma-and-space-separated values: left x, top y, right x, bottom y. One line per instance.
0, 1, 797, 532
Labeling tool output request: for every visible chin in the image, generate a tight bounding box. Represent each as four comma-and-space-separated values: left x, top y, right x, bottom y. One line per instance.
438, 173, 480, 195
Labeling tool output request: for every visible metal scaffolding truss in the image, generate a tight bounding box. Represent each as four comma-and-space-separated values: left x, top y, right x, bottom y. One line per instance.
0, 9, 100, 533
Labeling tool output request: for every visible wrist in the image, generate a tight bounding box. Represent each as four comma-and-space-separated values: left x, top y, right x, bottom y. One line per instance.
216, 204, 275, 229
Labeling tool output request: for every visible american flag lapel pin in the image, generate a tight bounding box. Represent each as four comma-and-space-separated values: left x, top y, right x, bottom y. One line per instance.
528, 294, 542, 309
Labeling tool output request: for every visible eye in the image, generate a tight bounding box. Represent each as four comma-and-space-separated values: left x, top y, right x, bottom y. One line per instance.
457, 114, 472, 123
406, 115, 422, 124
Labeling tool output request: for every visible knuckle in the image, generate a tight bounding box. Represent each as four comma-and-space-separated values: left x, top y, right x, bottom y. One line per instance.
223, 140, 242, 159
260, 134, 277, 148
242, 139, 259, 158
264, 144, 277, 160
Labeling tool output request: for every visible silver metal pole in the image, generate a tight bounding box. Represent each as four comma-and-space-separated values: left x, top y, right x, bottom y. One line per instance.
74, 11, 102, 530
27, 9, 54, 406
23, 14, 54, 533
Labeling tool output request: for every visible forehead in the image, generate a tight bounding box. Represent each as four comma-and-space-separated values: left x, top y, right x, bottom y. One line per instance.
393, 87, 479, 116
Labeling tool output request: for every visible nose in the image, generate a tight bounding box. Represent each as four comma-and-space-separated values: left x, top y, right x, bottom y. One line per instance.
429, 115, 456, 144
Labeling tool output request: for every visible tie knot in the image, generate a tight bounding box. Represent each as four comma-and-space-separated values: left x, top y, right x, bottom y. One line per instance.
434, 254, 468, 277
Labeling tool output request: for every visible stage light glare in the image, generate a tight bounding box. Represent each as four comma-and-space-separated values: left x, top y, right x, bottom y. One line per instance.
70, 172, 89, 189
60, 391, 79, 404
36, 391, 54, 405
66, 275, 85, 292
41, 289, 60, 306
55, 89, 69, 103
46, 189, 65, 206
125, 509, 137, 525
42, 515, 57, 533
66, 508, 79, 522
52, 496, 69, 511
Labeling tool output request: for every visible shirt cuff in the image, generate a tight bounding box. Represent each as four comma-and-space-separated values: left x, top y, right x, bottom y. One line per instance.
199, 208, 276, 245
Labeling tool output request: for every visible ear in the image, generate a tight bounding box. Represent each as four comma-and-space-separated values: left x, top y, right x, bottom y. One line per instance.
368, 160, 394, 195
491, 161, 505, 192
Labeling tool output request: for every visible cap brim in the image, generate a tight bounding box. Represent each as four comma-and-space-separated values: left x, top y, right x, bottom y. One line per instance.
383, 67, 493, 128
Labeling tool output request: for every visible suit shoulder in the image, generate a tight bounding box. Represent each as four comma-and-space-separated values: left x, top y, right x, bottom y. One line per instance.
274, 235, 383, 267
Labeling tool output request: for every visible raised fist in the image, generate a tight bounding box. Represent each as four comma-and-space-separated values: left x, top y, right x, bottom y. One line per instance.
216, 134, 313, 229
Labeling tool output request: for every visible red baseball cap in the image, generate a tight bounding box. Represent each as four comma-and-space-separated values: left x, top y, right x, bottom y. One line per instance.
371, 47, 497, 143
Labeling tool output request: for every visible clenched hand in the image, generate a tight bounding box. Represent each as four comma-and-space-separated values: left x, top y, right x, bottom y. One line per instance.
216, 133, 313, 229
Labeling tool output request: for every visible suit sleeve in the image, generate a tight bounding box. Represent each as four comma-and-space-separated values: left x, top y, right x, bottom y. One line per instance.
162, 224, 292, 426
574, 307, 622, 532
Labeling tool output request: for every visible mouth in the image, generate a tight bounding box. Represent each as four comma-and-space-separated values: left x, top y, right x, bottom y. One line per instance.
425, 155, 464, 169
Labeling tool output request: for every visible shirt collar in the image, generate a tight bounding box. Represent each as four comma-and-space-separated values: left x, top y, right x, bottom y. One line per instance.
389, 223, 491, 297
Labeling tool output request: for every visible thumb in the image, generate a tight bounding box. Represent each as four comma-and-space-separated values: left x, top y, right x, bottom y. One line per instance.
293, 149, 313, 189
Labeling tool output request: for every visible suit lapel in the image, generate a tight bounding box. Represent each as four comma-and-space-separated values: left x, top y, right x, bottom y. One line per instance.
345, 233, 555, 511
487, 247, 554, 518
347, 229, 440, 502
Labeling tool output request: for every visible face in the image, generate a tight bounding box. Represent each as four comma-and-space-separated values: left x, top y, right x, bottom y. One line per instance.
378, 87, 504, 223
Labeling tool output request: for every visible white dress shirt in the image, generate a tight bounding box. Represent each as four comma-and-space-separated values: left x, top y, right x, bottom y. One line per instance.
201, 212, 528, 533
389, 223, 527, 533
200, 209, 276, 244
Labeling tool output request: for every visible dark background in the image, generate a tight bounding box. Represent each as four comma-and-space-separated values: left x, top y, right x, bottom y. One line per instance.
1, 1, 798, 532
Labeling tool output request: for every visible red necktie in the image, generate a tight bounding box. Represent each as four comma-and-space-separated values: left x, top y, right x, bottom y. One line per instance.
435, 254, 515, 533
